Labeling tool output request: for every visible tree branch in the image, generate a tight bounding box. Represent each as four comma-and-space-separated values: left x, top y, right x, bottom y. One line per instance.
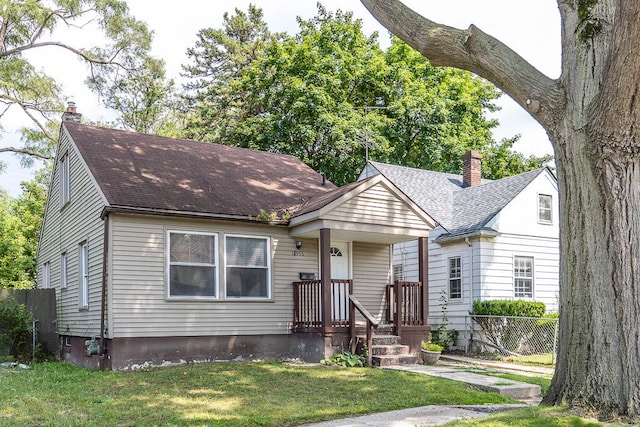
2, 41, 124, 68
0, 146, 53, 161
360, 0, 565, 133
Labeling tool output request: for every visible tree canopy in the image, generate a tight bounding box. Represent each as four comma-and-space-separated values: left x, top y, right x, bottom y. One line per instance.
0, 0, 160, 168
0, 172, 47, 289
181, 4, 550, 186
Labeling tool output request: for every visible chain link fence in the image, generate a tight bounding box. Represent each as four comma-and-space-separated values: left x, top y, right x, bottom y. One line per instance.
430, 314, 559, 364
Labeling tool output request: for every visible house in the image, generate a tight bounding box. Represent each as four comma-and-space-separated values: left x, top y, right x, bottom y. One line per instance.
36, 105, 437, 369
359, 152, 559, 345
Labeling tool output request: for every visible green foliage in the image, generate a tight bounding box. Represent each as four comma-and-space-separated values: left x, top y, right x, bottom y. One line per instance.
421, 339, 443, 352
481, 136, 554, 180
320, 351, 365, 367
470, 300, 546, 318
87, 56, 177, 135
0, 295, 32, 361
431, 290, 457, 351
0, 172, 47, 289
0, 0, 155, 165
181, 5, 547, 186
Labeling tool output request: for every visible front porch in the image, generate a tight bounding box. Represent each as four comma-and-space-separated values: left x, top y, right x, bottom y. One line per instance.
292, 276, 431, 361
287, 174, 437, 362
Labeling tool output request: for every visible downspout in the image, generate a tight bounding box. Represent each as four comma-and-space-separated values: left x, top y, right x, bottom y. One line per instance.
99, 213, 109, 370
464, 236, 473, 353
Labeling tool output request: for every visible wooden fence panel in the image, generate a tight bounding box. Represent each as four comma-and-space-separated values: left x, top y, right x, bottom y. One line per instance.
0, 289, 58, 355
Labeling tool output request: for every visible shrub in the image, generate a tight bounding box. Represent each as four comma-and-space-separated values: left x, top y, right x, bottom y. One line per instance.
0, 296, 32, 361
470, 300, 546, 318
320, 351, 364, 367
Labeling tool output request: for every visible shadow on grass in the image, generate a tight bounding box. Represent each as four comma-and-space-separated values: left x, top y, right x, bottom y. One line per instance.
1, 361, 514, 426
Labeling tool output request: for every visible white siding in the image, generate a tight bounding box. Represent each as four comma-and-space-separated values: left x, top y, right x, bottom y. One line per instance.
489, 171, 559, 239
323, 183, 430, 231
477, 234, 559, 312
392, 170, 559, 319
109, 215, 319, 337
37, 129, 106, 337
352, 241, 392, 321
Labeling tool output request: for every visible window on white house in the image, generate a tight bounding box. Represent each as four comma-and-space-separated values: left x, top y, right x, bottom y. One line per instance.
225, 235, 270, 298
60, 153, 70, 207
538, 194, 552, 224
393, 264, 404, 282
168, 231, 217, 298
61, 252, 68, 288
43, 261, 51, 289
448, 256, 462, 300
514, 256, 534, 298
79, 241, 89, 308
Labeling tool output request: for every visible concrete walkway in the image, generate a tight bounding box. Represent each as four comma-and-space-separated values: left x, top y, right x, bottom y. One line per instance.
301, 358, 551, 427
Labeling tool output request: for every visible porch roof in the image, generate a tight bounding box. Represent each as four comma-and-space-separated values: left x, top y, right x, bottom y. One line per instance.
289, 174, 436, 244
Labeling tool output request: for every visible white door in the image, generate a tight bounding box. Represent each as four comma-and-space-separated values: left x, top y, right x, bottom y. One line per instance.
330, 242, 350, 321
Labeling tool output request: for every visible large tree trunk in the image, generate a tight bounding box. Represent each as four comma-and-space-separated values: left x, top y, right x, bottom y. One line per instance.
361, 0, 640, 420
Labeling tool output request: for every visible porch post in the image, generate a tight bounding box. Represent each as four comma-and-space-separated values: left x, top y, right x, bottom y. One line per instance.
418, 236, 429, 327
320, 228, 332, 332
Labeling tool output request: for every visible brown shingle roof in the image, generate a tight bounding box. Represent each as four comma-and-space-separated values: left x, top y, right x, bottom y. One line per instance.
64, 122, 336, 218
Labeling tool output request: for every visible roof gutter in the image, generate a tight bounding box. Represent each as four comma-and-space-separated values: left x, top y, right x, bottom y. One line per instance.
100, 205, 289, 225
434, 228, 499, 245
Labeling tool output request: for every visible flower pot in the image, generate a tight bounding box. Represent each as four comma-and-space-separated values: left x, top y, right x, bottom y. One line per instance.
420, 349, 441, 365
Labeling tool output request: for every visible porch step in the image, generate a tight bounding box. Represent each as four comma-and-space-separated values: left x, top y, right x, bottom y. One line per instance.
369, 334, 418, 366
371, 334, 401, 346
372, 354, 419, 367
371, 344, 411, 356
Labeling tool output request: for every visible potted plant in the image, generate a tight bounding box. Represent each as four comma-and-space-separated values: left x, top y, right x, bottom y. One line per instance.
420, 338, 443, 365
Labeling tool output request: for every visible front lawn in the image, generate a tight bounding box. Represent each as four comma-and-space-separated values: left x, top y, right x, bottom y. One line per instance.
1, 361, 513, 426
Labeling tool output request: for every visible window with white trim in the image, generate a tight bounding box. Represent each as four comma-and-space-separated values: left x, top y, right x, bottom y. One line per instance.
514, 256, 534, 298
60, 153, 69, 207
43, 261, 51, 289
61, 252, 68, 288
448, 256, 462, 300
168, 231, 218, 298
225, 235, 270, 298
538, 194, 552, 224
79, 241, 89, 308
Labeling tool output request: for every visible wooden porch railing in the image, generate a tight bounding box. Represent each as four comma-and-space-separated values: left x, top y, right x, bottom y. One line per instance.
348, 295, 379, 366
386, 281, 424, 334
292, 279, 353, 330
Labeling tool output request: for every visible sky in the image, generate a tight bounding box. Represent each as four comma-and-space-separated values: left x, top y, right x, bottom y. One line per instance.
0, 0, 561, 197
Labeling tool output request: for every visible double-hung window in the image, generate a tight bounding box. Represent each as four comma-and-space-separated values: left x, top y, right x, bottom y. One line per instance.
448, 256, 462, 300
168, 231, 217, 298
225, 235, 270, 298
79, 241, 89, 308
538, 194, 552, 224
514, 256, 534, 298
60, 153, 69, 207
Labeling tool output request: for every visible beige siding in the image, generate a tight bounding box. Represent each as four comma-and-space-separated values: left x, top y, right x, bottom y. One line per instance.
352, 241, 392, 321
324, 183, 429, 230
37, 129, 106, 338
110, 215, 319, 337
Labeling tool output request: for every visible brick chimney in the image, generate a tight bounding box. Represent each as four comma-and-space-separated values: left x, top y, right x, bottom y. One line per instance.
62, 101, 82, 123
462, 150, 482, 187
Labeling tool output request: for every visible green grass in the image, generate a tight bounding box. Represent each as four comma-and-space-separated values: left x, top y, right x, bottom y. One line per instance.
445, 405, 618, 426
0, 361, 514, 426
461, 366, 552, 395
500, 353, 555, 367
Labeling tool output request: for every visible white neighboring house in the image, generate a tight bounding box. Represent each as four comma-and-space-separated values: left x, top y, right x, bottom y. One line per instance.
359, 151, 559, 336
